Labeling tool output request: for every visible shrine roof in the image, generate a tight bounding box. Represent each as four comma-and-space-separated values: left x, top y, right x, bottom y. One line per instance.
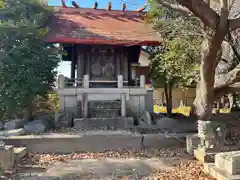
44, 7, 162, 46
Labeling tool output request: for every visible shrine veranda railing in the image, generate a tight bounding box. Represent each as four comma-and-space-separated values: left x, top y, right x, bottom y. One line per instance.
65, 78, 83, 87
57, 74, 146, 89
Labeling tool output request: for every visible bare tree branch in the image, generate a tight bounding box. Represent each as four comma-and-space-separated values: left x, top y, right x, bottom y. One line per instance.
229, 0, 236, 11
229, 17, 240, 31
175, 0, 219, 29
214, 85, 240, 98
157, 0, 240, 30
215, 64, 240, 90
156, 0, 190, 13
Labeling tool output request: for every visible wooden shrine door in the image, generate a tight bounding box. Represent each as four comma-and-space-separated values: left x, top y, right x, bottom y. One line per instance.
89, 46, 116, 88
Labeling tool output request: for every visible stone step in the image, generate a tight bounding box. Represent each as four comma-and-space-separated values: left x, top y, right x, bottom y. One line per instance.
74, 117, 134, 130
204, 163, 240, 180
14, 147, 27, 163
194, 146, 240, 163
89, 109, 120, 118
215, 151, 240, 175
194, 148, 216, 163
89, 101, 121, 110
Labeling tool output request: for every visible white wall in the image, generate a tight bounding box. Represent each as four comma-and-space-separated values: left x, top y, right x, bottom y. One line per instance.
132, 51, 150, 80
138, 51, 150, 67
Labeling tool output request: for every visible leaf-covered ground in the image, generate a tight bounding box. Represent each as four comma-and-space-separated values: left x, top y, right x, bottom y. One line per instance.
13, 148, 215, 180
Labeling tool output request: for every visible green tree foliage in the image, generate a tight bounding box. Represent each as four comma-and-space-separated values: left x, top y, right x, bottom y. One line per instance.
150, 38, 200, 88
0, 0, 4, 7
148, 0, 202, 86
147, 0, 202, 115
0, 0, 60, 120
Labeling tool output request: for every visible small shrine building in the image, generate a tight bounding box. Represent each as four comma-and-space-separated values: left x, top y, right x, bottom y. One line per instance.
44, 1, 161, 126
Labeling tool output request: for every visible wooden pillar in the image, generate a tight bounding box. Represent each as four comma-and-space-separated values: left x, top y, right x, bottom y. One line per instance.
85, 50, 90, 76
123, 52, 128, 82
127, 56, 131, 86
71, 45, 76, 79
82, 93, 88, 118
116, 55, 121, 76
77, 45, 85, 79
118, 75, 123, 88
83, 75, 89, 88
140, 75, 146, 88
121, 93, 126, 117
58, 74, 65, 89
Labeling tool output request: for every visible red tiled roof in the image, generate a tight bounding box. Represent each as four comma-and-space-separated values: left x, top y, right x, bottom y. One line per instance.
44, 7, 162, 46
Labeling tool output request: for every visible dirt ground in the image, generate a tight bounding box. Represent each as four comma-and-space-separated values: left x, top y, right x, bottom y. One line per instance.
7, 147, 215, 180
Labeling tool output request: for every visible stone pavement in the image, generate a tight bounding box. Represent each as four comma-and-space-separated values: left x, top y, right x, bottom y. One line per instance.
16, 157, 191, 180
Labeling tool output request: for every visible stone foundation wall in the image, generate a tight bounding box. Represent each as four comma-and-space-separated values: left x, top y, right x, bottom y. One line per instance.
57, 88, 153, 119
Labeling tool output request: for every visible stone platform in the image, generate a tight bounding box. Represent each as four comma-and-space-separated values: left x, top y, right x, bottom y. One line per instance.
204, 163, 240, 180
194, 146, 240, 163
0, 131, 189, 153
186, 134, 240, 164
204, 151, 240, 180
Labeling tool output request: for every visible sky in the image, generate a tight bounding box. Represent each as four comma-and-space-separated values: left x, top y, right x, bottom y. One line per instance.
50, 0, 147, 77
48, 0, 147, 10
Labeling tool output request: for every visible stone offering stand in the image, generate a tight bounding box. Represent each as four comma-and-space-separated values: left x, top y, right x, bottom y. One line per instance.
186, 118, 240, 180
204, 151, 240, 180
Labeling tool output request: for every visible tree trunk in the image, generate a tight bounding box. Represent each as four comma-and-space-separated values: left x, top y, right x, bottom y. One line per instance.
229, 93, 233, 109
194, 0, 229, 147
230, 93, 240, 112
192, 37, 215, 121
164, 82, 172, 116
23, 101, 33, 121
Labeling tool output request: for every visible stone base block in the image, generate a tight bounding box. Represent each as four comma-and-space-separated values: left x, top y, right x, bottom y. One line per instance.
24, 119, 53, 134
14, 147, 27, 163
54, 113, 73, 129
4, 119, 27, 130
215, 151, 240, 175
74, 117, 134, 130
135, 124, 164, 134
89, 109, 120, 118
88, 101, 121, 109
0, 146, 14, 170
194, 148, 215, 163
186, 134, 199, 155
204, 163, 240, 180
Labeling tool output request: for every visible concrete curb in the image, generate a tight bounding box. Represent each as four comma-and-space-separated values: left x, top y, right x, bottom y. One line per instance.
0, 132, 191, 153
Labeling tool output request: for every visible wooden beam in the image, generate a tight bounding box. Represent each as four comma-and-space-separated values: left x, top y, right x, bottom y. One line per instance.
122, 3, 126, 12
71, 45, 77, 79
72, 1, 80, 8
136, 6, 146, 12
107, 2, 112, 11
93, 2, 98, 9
61, 0, 67, 8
